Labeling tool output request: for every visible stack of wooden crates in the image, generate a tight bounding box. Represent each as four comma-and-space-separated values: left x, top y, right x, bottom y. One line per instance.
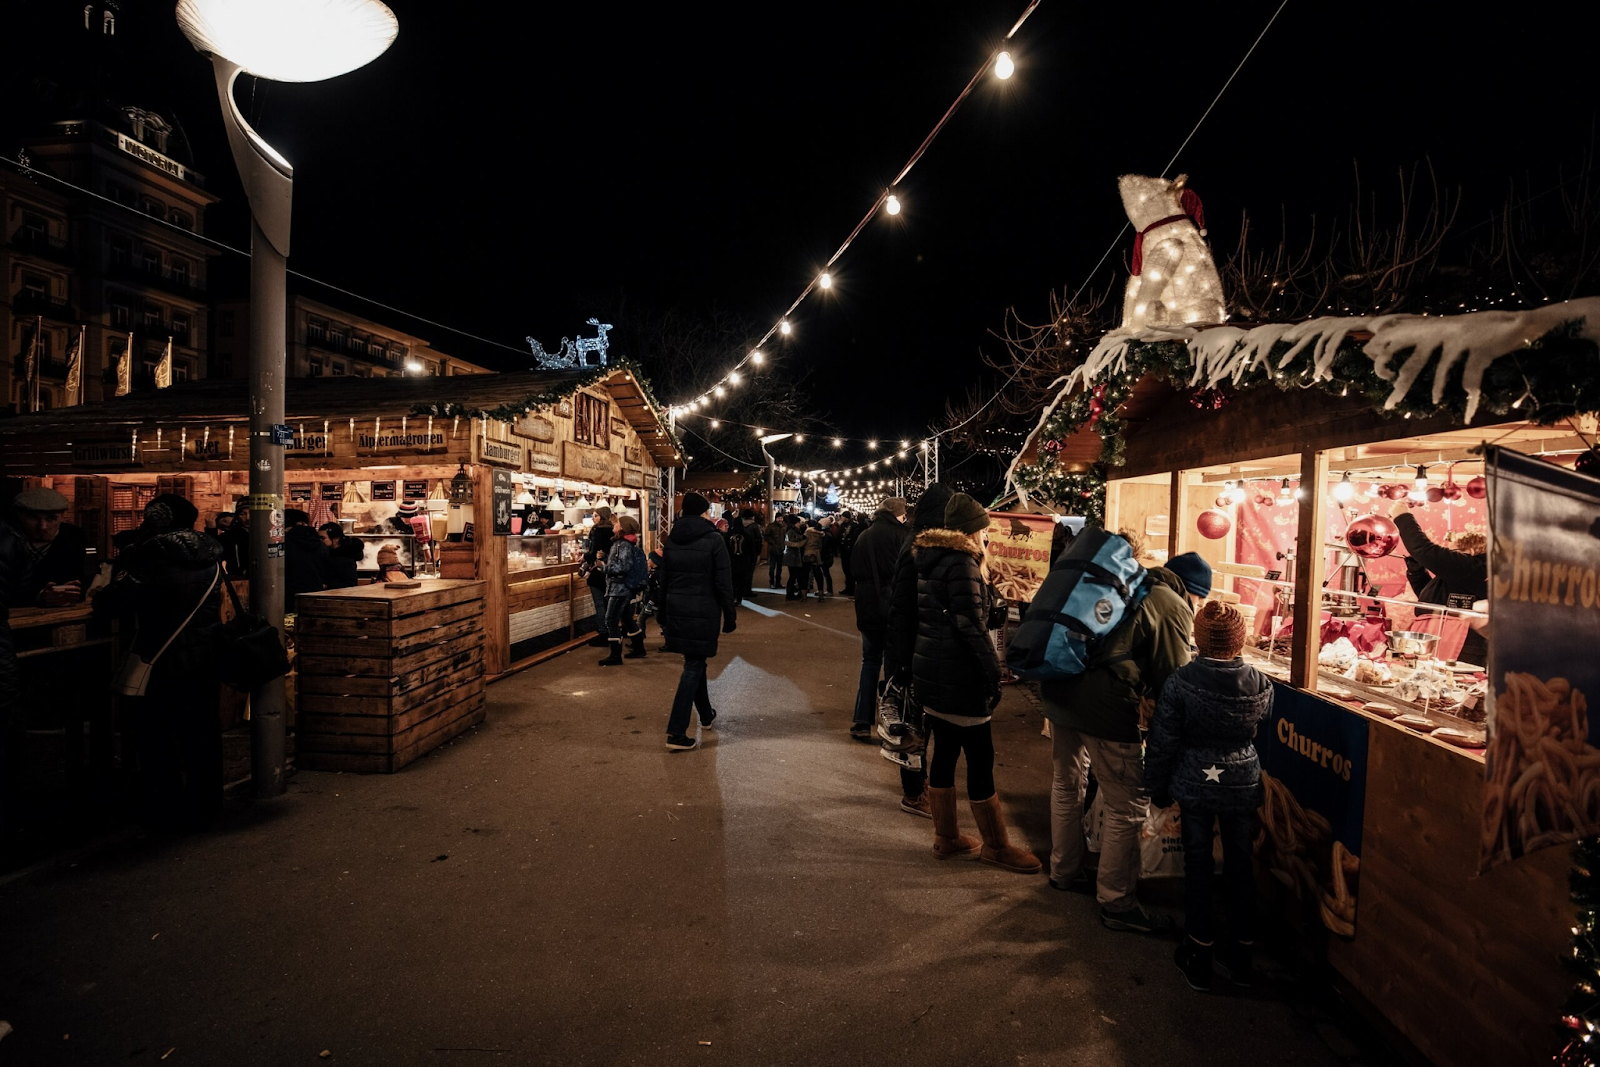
293, 579, 487, 773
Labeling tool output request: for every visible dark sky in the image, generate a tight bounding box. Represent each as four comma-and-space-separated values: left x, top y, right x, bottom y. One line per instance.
86, 1, 1599, 447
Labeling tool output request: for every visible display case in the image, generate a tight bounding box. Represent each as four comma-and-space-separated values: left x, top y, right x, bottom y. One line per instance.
507, 530, 585, 578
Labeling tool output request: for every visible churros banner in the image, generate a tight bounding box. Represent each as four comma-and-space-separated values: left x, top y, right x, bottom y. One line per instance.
1257, 683, 1369, 937
1481, 447, 1600, 872
985, 511, 1056, 604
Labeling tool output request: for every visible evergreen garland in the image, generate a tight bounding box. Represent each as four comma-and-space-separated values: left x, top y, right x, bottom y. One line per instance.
1559, 836, 1600, 1066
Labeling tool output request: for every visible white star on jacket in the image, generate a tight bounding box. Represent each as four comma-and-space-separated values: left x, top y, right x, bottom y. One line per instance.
1202, 765, 1224, 783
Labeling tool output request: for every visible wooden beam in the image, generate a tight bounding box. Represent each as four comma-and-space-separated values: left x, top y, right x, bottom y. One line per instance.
473, 463, 510, 674
1289, 448, 1329, 691
1168, 469, 1185, 558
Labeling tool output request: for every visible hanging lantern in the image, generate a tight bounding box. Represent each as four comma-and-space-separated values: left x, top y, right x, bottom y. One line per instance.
1196, 508, 1232, 540
341, 482, 365, 506
1346, 514, 1400, 558
1465, 475, 1488, 499
449, 463, 473, 504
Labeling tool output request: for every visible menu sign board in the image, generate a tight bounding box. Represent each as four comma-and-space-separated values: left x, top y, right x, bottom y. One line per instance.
288, 483, 313, 502
371, 480, 396, 501
983, 511, 1056, 603
477, 435, 524, 469
404, 479, 428, 500
321, 483, 344, 501
561, 440, 622, 485
1482, 447, 1600, 870
72, 440, 140, 467
357, 426, 444, 455
526, 440, 561, 474
513, 413, 557, 443
623, 467, 646, 488
491, 469, 514, 536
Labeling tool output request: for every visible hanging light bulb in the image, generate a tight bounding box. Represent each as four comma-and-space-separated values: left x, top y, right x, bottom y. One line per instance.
833, 438, 842, 448
755, 427, 765, 437
868, 440, 878, 450
899, 440, 909, 449
795, 434, 805, 443
714, 385, 725, 398
1333, 471, 1355, 503
818, 272, 833, 290
994, 51, 1015, 79
1413, 463, 1430, 491
710, 419, 720, 429
779, 320, 792, 336
750, 349, 765, 364
885, 194, 901, 216
729, 371, 741, 385
1278, 478, 1293, 501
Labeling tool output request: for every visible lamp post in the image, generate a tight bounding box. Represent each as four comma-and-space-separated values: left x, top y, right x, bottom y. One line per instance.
758, 432, 794, 520
178, 0, 398, 798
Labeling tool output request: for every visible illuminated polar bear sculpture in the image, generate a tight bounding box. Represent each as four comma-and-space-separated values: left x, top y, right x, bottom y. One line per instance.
1118, 173, 1225, 331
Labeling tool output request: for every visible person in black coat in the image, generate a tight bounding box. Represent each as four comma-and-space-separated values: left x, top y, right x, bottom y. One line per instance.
283, 510, 331, 603
584, 508, 616, 646
0, 520, 35, 845
319, 523, 364, 589
883, 484, 953, 813
912, 493, 1040, 874
659, 493, 738, 751
93, 494, 226, 830
219, 500, 250, 576
847, 498, 910, 742
1145, 601, 1274, 990
1388, 500, 1488, 664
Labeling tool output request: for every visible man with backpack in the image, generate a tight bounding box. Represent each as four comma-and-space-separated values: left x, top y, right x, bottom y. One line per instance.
1037, 536, 1204, 934
598, 515, 650, 666
848, 498, 909, 742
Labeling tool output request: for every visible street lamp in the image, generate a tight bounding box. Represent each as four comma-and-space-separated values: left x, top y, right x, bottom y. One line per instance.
759, 432, 794, 522
178, 0, 398, 799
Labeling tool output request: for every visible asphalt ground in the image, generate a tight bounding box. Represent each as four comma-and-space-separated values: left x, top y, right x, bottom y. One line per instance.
0, 574, 1390, 1066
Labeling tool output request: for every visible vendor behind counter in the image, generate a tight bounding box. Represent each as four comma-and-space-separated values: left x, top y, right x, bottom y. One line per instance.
7, 487, 88, 607
1389, 501, 1488, 665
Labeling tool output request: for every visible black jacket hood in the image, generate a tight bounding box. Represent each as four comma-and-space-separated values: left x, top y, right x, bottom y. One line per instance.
912, 484, 955, 532
670, 514, 719, 546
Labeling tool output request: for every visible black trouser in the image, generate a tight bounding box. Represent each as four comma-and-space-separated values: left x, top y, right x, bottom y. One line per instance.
735, 558, 756, 600
131, 667, 223, 830
787, 563, 806, 599
819, 560, 835, 594
0, 635, 17, 843
767, 551, 783, 588
1180, 807, 1257, 945
840, 548, 854, 592
927, 717, 995, 801
667, 656, 712, 736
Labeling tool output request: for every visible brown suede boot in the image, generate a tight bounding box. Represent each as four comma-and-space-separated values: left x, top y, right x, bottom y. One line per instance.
928, 786, 980, 859
968, 793, 1042, 874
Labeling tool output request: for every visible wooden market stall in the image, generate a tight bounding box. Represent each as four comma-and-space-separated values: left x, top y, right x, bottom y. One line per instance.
0, 365, 679, 701
1009, 301, 1600, 1067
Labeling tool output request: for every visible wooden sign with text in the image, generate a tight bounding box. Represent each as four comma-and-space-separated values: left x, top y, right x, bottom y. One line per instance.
561, 440, 622, 485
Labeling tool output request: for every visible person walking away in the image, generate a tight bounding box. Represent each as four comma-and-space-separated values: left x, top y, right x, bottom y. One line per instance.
818, 516, 839, 596
839, 512, 861, 596
1387, 498, 1488, 665
722, 509, 753, 603
599, 515, 647, 666
319, 523, 364, 589
849, 497, 910, 743
885, 485, 953, 816
913, 492, 1040, 874
220, 500, 250, 576
283, 509, 330, 601
764, 511, 787, 591
1041, 541, 1201, 932
8, 487, 88, 606
658, 493, 737, 751
584, 506, 615, 647
802, 521, 826, 598
93, 494, 225, 830
735, 509, 761, 601
1145, 601, 1273, 990
783, 515, 807, 601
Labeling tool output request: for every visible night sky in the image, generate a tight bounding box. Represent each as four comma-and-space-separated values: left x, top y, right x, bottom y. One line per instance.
78, 1, 1600, 446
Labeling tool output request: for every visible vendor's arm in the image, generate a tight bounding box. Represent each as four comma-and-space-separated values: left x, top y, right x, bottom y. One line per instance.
1391, 511, 1485, 592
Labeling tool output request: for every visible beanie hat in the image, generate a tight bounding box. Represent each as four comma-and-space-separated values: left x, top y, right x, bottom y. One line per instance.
879, 496, 907, 519
595, 505, 613, 522
377, 543, 401, 566
944, 492, 989, 535
147, 492, 199, 530
682, 492, 710, 516
1193, 600, 1246, 660
1165, 551, 1213, 598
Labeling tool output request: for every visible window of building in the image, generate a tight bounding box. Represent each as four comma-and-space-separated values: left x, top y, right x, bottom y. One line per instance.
348, 335, 367, 355
574, 393, 611, 449
170, 259, 189, 287
20, 272, 48, 299
218, 310, 234, 338
141, 249, 159, 274
107, 183, 132, 205
210, 352, 232, 378
174, 364, 188, 383
110, 235, 131, 267
141, 198, 162, 218
327, 326, 346, 349
306, 317, 326, 343
332, 361, 346, 376
309, 359, 323, 377
110, 298, 131, 327
169, 210, 192, 231
143, 305, 163, 328
20, 212, 47, 240
389, 344, 406, 366
103, 10, 114, 35
171, 314, 190, 340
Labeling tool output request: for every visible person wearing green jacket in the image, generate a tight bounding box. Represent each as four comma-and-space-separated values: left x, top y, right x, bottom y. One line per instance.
1041, 543, 1208, 934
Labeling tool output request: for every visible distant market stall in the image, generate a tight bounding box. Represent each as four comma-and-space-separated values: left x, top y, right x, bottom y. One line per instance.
0, 366, 679, 687
1008, 297, 1600, 1067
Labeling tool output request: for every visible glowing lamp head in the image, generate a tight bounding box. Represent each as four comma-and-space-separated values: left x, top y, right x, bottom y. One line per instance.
832, 438, 842, 448
818, 272, 833, 290
795, 434, 805, 443
1333, 472, 1355, 503
404, 358, 423, 373
714, 385, 725, 398
779, 320, 792, 336
885, 194, 901, 216
755, 427, 765, 437
1278, 478, 1293, 500
750, 349, 765, 365
710, 419, 720, 429
994, 51, 1015, 80
1413, 463, 1430, 490
176, 0, 398, 82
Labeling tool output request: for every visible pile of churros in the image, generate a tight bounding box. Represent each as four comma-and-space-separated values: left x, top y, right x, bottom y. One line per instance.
986, 556, 1039, 603
1258, 771, 1361, 938
1483, 672, 1597, 863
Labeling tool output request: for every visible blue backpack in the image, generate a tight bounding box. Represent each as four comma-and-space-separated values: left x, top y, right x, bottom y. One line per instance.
625, 542, 649, 594
1005, 528, 1149, 681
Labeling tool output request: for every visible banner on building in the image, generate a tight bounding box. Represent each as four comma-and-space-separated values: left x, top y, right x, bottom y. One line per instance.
1258, 682, 1369, 936
1481, 447, 1600, 871
984, 511, 1056, 604
491, 469, 514, 536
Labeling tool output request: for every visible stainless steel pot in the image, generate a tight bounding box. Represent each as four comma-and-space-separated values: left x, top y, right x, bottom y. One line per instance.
1386, 630, 1441, 658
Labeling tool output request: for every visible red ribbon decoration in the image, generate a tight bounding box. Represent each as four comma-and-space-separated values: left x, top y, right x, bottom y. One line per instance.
1129, 188, 1207, 276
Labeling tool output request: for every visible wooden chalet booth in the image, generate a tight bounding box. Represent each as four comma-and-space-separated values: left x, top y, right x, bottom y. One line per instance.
0, 367, 677, 715
1011, 301, 1600, 1067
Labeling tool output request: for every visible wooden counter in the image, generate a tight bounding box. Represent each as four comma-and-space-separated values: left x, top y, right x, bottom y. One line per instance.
293, 580, 486, 773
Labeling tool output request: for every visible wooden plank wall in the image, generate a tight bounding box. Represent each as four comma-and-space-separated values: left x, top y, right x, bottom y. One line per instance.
1329, 724, 1571, 1067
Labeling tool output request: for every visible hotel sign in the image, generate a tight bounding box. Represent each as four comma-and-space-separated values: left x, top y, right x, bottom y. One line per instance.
72, 440, 140, 467
116, 133, 188, 183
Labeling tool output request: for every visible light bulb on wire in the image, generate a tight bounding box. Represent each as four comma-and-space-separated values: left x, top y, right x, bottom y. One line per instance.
818, 272, 833, 290
750, 350, 765, 365
885, 194, 901, 216
729, 371, 741, 385
779, 320, 792, 336
833, 438, 842, 448
1333, 472, 1354, 503
994, 51, 1015, 79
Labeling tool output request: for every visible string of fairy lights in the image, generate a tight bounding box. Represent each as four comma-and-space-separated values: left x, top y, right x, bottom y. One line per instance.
664, 0, 1042, 440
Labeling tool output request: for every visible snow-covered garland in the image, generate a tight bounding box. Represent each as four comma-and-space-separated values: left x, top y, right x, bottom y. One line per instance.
1009, 298, 1600, 520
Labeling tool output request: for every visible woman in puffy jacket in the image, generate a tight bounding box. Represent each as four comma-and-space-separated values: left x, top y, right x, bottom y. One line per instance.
911, 492, 1039, 874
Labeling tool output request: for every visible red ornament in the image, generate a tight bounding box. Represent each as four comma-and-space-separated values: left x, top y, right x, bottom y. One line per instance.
1196, 508, 1232, 540
1443, 483, 1462, 500
1041, 438, 1065, 459
1465, 475, 1487, 499
1381, 484, 1410, 501
1345, 515, 1400, 558
1189, 387, 1227, 411
1087, 383, 1108, 430
1214, 493, 1231, 508
1575, 447, 1600, 478
1425, 486, 1445, 503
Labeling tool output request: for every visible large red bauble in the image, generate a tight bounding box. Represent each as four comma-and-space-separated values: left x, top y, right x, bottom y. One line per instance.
1425, 486, 1445, 503
1345, 514, 1400, 558
1465, 475, 1487, 499
1196, 508, 1232, 540
1443, 483, 1463, 500
1382, 484, 1410, 500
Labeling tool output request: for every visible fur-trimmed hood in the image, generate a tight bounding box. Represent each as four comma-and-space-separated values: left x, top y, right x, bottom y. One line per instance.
914, 528, 981, 558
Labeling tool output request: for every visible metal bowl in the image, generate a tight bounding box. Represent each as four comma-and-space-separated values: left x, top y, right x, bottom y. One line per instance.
1386, 630, 1440, 657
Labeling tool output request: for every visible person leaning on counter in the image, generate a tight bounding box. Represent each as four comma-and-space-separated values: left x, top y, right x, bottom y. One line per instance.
7, 487, 88, 607
1387, 497, 1488, 665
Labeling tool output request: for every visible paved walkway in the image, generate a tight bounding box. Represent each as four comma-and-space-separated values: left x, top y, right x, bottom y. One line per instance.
0, 584, 1384, 1066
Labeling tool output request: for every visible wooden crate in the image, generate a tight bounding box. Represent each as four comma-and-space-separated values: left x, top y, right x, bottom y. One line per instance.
293, 580, 487, 773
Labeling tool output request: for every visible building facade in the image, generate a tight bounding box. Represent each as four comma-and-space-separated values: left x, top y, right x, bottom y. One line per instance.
1, 110, 218, 413
208, 294, 492, 381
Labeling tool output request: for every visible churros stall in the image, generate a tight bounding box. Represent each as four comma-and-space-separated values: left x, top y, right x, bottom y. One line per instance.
1010, 298, 1600, 1067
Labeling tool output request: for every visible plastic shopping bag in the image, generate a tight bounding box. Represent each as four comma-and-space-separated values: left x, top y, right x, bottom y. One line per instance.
1139, 802, 1186, 879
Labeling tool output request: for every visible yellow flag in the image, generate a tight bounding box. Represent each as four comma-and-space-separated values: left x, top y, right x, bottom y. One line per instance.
64, 325, 84, 405
155, 336, 173, 389
115, 332, 132, 396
